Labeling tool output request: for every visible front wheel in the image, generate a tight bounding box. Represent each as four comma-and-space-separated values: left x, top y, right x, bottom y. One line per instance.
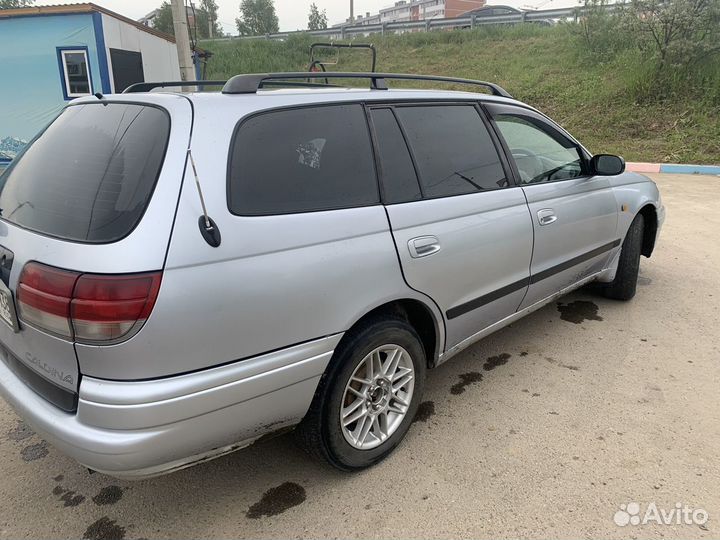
603, 213, 645, 301
296, 317, 426, 471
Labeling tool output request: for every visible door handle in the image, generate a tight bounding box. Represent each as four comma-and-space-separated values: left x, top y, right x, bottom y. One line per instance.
537, 209, 557, 226
408, 236, 441, 258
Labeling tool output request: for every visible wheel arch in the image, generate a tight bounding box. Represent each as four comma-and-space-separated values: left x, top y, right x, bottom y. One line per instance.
638, 204, 658, 257
342, 298, 445, 369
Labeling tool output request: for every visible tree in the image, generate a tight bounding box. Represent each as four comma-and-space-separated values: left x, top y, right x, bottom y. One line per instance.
308, 2, 328, 30
235, 0, 279, 36
623, 0, 720, 70
152, 1, 175, 35
198, 0, 222, 38
153, 0, 222, 39
0, 0, 35, 8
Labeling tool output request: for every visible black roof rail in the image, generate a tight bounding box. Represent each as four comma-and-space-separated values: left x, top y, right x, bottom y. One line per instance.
222, 72, 513, 98
122, 79, 343, 93
123, 81, 228, 93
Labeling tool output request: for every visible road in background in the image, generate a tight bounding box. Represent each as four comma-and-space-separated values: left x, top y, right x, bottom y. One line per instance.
0, 173, 718, 540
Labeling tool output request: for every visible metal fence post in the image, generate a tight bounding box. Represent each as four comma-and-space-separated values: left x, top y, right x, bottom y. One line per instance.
425, 19, 431, 33
471, 14, 476, 29
381, 22, 387, 36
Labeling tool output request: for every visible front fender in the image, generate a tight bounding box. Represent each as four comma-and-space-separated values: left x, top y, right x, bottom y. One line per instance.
609, 172, 663, 244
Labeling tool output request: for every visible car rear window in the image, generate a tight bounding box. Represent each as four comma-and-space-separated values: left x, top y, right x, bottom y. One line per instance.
228, 104, 379, 216
0, 103, 170, 243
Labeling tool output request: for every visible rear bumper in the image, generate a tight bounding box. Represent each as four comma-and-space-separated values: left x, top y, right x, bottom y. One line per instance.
0, 334, 340, 478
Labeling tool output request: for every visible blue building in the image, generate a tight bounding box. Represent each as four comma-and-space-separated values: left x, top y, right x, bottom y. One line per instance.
0, 3, 183, 167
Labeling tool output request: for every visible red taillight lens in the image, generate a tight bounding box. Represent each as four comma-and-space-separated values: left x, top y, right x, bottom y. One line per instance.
71, 273, 162, 342
17, 263, 80, 338
17, 262, 162, 344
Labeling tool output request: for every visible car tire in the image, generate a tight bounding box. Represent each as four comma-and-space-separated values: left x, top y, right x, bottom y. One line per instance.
603, 213, 645, 301
296, 316, 426, 471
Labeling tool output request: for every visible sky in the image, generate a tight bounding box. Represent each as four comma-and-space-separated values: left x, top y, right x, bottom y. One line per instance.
42, 0, 577, 34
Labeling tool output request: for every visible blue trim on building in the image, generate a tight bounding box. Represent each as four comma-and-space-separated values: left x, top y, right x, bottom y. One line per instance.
56, 46, 94, 101
659, 164, 720, 175
92, 12, 112, 93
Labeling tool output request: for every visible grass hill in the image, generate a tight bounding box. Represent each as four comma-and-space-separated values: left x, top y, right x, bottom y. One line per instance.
201, 25, 720, 165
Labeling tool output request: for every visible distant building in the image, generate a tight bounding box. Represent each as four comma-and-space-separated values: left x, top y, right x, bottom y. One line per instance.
336, 0, 487, 26
0, 3, 188, 165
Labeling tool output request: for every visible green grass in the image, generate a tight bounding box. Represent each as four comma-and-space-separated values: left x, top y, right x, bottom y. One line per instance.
200, 26, 720, 164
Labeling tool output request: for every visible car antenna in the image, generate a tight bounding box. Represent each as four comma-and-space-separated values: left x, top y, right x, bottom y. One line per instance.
187, 149, 221, 247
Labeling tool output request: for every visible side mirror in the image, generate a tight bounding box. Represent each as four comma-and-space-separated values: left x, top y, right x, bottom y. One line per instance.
591, 154, 625, 176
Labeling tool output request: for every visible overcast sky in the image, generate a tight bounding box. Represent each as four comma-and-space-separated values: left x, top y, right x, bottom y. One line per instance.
45, 0, 576, 34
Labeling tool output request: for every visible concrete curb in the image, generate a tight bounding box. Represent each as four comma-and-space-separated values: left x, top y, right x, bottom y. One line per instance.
627, 162, 720, 175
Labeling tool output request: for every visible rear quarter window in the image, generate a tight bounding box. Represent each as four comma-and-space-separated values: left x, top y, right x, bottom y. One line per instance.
228, 104, 379, 216
394, 105, 508, 198
0, 103, 170, 244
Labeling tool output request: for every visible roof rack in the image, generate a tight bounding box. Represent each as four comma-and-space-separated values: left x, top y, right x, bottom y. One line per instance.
309, 43, 378, 73
122, 79, 341, 93
222, 72, 512, 98
123, 81, 228, 93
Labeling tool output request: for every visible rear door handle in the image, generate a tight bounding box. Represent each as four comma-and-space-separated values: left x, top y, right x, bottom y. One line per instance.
408, 236, 440, 258
537, 209, 557, 226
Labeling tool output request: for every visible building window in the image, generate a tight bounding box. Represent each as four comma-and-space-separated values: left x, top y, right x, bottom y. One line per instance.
59, 49, 92, 98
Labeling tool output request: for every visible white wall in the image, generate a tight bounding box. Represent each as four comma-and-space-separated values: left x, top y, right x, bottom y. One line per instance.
101, 13, 180, 92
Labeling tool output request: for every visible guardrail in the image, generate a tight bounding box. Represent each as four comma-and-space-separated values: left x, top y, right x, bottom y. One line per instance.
202, 4, 618, 43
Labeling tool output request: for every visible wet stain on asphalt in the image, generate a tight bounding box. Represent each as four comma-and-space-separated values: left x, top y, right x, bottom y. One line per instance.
93, 486, 124, 506
83, 517, 126, 540
54, 474, 64, 482
246, 482, 307, 519
21, 441, 48, 462
483, 353, 511, 371
61, 491, 85, 507
7, 420, 34, 442
412, 401, 435, 423
545, 357, 580, 371
53, 485, 86, 507
557, 300, 603, 324
450, 372, 483, 395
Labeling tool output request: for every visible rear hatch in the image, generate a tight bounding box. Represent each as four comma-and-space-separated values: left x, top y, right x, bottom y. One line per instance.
0, 95, 192, 411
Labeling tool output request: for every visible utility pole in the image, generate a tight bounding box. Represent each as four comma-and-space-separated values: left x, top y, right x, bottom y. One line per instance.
350, 0, 354, 23
170, 0, 196, 88
208, 12, 213, 39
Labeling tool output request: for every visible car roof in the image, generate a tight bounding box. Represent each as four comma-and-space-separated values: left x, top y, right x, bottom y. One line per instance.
180, 87, 522, 106
71, 87, 536, 123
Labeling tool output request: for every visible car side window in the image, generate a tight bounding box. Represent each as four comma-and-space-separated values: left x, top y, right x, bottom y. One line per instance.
228, 104, 379, 216
369, 108, 422, 204
394, 105, 509, 198
490, 112, 585, 185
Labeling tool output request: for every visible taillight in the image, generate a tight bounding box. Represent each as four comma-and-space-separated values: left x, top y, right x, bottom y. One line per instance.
72, 273, 162, 342
17, 262, 162, 344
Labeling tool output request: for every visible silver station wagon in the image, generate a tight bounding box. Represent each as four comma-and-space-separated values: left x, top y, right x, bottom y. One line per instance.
0, 72, 665, 478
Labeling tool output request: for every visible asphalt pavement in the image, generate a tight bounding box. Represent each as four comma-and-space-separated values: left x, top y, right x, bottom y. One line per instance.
0, 173, 718, 539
